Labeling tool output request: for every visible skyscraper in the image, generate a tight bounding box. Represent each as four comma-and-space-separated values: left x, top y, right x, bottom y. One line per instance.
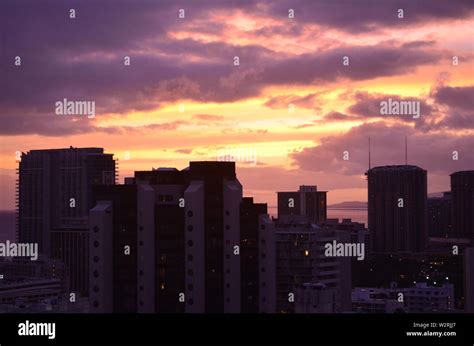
274, 221, 351, 313
465, 247, 474, 313
89, 184, 138, 313
367, 165, 427, 253
427, 192, 452, 238
89, 162, 274, 313
240, 197, 270, 312
451, 171, 474, 240
18, 147, 116, 294
277, 185, 327, 223
184, 162, 242, 313
134, 168, 185, 313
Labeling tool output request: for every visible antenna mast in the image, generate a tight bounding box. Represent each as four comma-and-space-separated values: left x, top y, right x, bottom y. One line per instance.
368, 137, 371, 170
405, 136, 408, 165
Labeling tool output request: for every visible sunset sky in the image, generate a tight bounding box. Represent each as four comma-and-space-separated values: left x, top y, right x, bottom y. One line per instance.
1, 0, 473, 210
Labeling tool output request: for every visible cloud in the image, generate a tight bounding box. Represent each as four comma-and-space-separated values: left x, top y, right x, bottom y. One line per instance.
175, 148, 193, 154
290, 121, 474, 177
264, 0, 474, 33
0, 0, 464, 137
323, 111, 356, 121
431, 85, 474, 111
192, 114, 225, 121
264, 91, 326, 110
427, 84, 474, 130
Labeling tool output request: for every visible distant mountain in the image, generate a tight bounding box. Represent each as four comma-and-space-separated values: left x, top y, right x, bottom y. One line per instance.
328, 201, 367, 209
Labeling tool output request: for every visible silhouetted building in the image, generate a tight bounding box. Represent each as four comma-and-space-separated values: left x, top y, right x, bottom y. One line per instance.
89, 162, 276, 313
428, 192, 452, 237
451, 171, 474, 239
277, 185, 327, 223
353, 282, 454, 313
183, 162, 242, 313
89, 185, 137, 313
134, 168, 185, 313
465, 247, 474, 313
294, 283, 338, 313
352, 287, 403, 313
367, 165, 427, 253
240, 198, 264, 312
0, 257, 69, 313
18, 147, 116, 295
274, 221, 351, 313
240, 197, 271, 312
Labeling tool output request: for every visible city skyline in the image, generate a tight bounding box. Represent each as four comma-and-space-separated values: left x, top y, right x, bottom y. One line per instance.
1, 0, 474, 211
1, 1, 474, 344
7, 147, 473, 315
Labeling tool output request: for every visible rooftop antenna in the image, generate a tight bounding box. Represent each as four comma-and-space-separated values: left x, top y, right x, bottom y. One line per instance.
405, 136, 408, 165
368, 136, 371, 170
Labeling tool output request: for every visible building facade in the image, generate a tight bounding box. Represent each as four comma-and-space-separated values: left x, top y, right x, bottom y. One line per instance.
367, 165, 427, 254
18, 147, 116, 295
277, 185, 327, 224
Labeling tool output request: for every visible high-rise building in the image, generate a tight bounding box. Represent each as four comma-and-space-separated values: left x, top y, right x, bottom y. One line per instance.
18, 147, 116, 294
274, 221, 351, 313
277, 185, 327, 224
465, 247, 474, 313
427, 192, 452, 238
89, 184, 138, 313
89, 162, 274, 313
134, 168, 185, 313
367, 165, 427, 253
183, 162, 242, 313
240, 197, 274, 313
451, 171, 474, 239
